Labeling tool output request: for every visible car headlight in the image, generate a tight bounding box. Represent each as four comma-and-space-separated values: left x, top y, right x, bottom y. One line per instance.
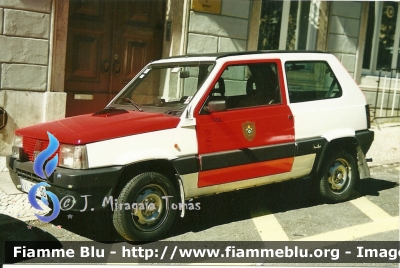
13, 135, 22, 147
11, 135, 23, 159
59, 144, 88, 169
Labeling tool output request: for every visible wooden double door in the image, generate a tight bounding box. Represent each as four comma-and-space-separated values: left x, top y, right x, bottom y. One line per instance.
65, 0, 165, 117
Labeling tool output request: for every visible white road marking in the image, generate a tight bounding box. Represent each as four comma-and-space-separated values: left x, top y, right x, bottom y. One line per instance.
350, 196, 392, 221
251, 211, 289, 241
294, 216, 399, 241
251, 196, 398, 242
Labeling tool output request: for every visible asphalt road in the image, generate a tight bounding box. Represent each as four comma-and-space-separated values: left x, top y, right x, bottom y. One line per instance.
1, 163, 399, 265
3, 162, 400, 241
17, 163, 398, 242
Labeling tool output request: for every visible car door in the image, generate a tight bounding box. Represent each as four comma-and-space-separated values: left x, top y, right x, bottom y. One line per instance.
194, 59, 295, 187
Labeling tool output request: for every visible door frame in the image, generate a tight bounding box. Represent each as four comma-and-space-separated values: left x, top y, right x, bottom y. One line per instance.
49, 0, 186, 97
49, 0, 70, 93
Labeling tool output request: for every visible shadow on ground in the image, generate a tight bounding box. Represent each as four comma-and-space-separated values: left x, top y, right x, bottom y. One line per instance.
49, 210, 124, 242
47, 175, 398, 242
169, 176, 398, 236
0, 214, 61, 264
354, 177, 399, 197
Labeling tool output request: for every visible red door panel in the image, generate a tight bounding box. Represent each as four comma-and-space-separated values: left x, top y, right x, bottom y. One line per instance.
197, 105, 294, 154
194, 60, 295, 187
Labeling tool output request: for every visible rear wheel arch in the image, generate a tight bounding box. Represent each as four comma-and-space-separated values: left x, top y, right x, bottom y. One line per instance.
315, 137, 359, 175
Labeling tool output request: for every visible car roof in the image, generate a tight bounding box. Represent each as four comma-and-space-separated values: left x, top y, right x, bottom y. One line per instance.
153, 50, 329, 64
174, 50, 327, 59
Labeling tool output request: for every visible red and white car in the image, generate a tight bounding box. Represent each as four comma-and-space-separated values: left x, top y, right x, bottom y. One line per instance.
7, 51, 374, 241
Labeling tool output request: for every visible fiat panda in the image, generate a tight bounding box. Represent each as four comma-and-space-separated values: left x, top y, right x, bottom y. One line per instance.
7, 51, 374, 241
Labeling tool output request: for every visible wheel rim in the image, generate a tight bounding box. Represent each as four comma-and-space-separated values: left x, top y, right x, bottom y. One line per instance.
130, 184, 169, 232
327, 158, 352, 194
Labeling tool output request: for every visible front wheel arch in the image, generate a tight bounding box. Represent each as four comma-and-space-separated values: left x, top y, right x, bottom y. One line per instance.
112, 160, 180, 201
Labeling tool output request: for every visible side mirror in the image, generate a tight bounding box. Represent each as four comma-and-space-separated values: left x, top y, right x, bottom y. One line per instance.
203, 100, 227, 113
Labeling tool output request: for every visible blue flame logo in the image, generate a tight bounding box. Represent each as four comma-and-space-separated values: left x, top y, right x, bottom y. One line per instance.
28, 132, 61, 222
33, 132, 59, 179
28, 182, 61, 222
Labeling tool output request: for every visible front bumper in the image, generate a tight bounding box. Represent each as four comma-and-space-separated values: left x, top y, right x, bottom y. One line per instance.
6, 156, 125, 212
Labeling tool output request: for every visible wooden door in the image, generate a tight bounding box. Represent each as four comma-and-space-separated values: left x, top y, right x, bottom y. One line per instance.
65, 0, 165, 117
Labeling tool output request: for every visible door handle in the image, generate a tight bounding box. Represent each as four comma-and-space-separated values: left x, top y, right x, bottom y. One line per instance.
113, 59, 120, 74
113, 54, 120, 74
101, 59, 110, 73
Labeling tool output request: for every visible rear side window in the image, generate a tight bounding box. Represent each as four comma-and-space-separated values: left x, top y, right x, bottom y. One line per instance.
285, 61, 342, 103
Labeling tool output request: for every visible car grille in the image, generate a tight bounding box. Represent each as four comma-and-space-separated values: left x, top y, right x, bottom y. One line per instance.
22, 136, 36, 161
17, 168, 45, 183
22, 136, 60, 163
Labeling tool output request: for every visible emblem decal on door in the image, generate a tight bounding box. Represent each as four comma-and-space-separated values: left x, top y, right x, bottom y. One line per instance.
242, 121, 256, 141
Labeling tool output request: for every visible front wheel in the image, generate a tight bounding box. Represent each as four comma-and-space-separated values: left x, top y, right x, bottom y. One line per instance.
113, 172, 179, 241
319, 150, 358, 202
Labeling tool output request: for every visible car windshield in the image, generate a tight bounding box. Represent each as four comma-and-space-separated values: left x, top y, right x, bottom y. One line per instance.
111, 62, 215, 116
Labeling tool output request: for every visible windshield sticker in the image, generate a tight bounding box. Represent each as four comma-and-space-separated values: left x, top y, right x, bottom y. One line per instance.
139, 74, 145, 78
144, 68, 150, 74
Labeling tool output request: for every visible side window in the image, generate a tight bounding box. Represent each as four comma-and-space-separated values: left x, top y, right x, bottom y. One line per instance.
285, 61, 342, 103
202, 62, 281, 113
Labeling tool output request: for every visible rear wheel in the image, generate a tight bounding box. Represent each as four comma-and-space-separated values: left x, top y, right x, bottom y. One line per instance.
319, 150, 358, 202
113, 172, 178, 241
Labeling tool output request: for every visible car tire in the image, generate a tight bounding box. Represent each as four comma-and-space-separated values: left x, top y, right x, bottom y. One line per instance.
319, 150, 358, 202
113, 172, 178, 241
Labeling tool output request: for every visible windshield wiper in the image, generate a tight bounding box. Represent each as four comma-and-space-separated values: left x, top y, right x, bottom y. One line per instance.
119, 97, 143, 112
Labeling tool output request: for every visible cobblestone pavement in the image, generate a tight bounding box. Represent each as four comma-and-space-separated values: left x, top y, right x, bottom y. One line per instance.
0, 185, 50, 221
0, 123, 399, 223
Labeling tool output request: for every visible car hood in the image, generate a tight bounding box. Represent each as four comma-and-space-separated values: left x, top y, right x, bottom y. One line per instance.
16, 109, 180, 145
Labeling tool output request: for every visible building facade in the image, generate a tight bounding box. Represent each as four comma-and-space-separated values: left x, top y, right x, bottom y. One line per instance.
0, 0, 397, 155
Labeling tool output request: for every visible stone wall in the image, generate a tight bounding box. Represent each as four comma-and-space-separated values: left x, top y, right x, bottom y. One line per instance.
187, 0, 251, 54
0, 0, 66, 155
0, 0, 50, 90
327, 1, 362, 78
